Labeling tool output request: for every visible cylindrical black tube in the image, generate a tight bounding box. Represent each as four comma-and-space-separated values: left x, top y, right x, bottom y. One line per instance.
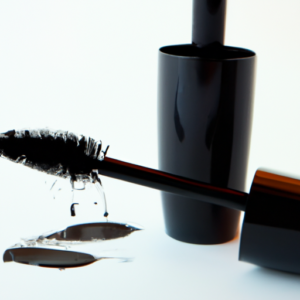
158, 44, 256, 244
192, 0, 227, 47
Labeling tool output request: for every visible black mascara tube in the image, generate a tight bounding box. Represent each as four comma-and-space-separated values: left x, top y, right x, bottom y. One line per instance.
157, 0, 256, 244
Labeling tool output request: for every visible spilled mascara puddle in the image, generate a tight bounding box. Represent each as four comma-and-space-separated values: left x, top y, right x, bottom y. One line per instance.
3, 248, 100, 269
42, 222, 142, 243
4, 222, 143, 269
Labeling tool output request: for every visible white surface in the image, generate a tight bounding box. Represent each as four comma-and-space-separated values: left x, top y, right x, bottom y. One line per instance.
1, 0, 300, 299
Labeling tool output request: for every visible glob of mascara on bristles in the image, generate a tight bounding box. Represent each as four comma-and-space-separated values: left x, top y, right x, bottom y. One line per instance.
0, 129, 108, 179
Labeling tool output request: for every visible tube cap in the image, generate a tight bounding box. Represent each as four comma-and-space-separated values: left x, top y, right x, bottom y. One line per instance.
239, 169, 300, 274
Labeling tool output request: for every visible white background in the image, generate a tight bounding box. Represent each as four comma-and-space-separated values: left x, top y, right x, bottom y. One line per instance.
1, 0, 300, 299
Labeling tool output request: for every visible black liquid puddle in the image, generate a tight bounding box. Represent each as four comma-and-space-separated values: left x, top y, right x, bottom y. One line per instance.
4, 222, 142, 269
3, 248, 100, 269
43, 222, 142, 242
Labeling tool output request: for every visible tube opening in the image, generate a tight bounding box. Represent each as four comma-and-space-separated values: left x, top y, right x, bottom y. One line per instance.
159, 44, 255, 60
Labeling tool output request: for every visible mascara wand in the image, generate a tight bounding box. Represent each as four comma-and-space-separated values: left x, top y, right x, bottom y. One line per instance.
1, 129, 300, 275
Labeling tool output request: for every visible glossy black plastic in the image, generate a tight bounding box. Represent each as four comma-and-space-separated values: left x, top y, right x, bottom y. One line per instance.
240, 170, 300, 274
158, 45, 256, 244
97, 157, 248, 211
192, 0, 227, 47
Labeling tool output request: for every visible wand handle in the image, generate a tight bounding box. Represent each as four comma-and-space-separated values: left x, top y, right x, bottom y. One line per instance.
97, 157, 248, 211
